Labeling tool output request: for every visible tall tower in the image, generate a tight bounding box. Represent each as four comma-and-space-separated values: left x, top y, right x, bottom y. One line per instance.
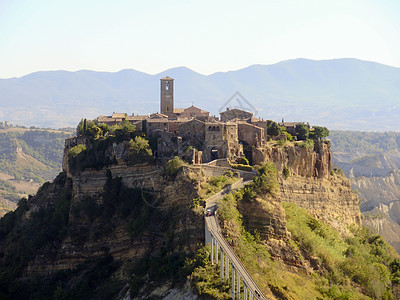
160, 76, 174, 117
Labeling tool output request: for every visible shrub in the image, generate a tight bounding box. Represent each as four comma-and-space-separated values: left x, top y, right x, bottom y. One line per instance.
299, 139, 314, 149
229, 163, 253, 172
238, 157, 250, 165
267, 121, 283, 136
277, 138, 287, 147
284, 131, 293, 141
128, 136, 153, 164
164, 156, 185, 176
295, 124, 309, 140
254, 163, 279, 196
68, 144, 86, 158
283, 166, 290, 179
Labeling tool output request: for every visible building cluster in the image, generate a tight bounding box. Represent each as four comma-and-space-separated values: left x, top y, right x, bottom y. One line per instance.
0, 121, 11, 129
96, 77, 307, 163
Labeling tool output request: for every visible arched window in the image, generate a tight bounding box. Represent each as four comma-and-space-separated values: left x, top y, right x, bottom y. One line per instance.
165, 81, 169, 90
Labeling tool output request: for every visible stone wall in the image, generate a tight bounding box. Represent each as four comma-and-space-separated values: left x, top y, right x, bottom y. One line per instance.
238, 122, 264, 146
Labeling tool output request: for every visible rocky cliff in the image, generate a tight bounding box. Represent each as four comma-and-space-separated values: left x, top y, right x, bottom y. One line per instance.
0, 137, 378, 299
251, 140, 361, 232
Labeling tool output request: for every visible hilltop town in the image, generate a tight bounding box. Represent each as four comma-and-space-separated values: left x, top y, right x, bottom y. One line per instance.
71, 76, 323, 165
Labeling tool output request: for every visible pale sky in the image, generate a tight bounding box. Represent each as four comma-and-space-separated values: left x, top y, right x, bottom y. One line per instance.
1, 0, 399, 79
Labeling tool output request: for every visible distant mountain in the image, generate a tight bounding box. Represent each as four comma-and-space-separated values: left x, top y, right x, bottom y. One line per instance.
1, 58, 400, 131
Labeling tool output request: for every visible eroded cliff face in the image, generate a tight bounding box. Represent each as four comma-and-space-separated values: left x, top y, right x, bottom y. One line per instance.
24, 163, 204, 277
251, 141, 361, 232
252, 141, 331, 179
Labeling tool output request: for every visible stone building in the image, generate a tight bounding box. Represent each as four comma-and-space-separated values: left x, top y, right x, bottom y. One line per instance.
93, 76, 308, 164
220, 108, 253, 122
238, 122, 264, 147
160, 77, 174, 118
175, 105, 209, 121
179, 119, 206, 149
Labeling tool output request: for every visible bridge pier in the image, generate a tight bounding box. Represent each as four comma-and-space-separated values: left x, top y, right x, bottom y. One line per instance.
225, 254, 229, 279
237, 271, 241, 299
211, 235, 214, 265
220, 250, 224, 280
231, 263, 235, 299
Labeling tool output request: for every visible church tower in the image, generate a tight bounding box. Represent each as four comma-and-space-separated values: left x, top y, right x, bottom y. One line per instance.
160, 76, 174, 117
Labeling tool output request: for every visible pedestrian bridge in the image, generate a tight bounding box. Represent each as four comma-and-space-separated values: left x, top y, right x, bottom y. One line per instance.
204, 179, 266, 300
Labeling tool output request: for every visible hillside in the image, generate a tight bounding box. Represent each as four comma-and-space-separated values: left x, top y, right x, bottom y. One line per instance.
0, 127, 73, 216
330, 131, 400, 253
1, 58, 400, 131
1, 126, 399, 299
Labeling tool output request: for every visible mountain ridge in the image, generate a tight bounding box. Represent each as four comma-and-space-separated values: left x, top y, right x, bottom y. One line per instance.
1, 58, 399, 131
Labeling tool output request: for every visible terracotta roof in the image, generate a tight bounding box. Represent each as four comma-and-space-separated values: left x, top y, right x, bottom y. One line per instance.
97, 116, 113, 122
249, 117, 263, 123
112, 113, 127, 119
220, 108, 253, 115
279, 122, 303, 127
174, 108, 185, 114
126, 115, 148, 121
161, 76, 174, 80
147, 118, 169, 123
150, 113, 169, 119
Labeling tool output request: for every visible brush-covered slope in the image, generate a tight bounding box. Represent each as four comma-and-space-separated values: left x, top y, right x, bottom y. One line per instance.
0, 127, 73, 216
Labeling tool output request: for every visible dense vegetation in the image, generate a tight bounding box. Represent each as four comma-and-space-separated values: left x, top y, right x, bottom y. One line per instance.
210, 163, 400, 299
68, 119, 153, 173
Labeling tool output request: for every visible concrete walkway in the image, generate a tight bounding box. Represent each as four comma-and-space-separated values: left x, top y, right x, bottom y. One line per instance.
204, 178, 266, 300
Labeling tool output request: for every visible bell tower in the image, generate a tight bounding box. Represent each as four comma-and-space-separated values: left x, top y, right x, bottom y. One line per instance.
160, 76, 174, 117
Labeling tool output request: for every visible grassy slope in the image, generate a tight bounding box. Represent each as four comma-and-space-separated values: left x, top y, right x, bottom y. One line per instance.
211, 165, 400, 299
0, 127, 73, 216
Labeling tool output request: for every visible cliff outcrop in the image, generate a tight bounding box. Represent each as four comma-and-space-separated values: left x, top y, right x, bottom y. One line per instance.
252, 140, 331, 179
251, 141, 361, 232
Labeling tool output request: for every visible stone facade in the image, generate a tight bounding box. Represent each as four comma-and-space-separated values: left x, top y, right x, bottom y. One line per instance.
90, 77, 311, 164
160, 77, 174, 117
176, 105, 209, 121
238, 122, 264, 147
220, 108, 253, 122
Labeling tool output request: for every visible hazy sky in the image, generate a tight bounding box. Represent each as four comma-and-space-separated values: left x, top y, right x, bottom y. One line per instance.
1, 0, 399, 78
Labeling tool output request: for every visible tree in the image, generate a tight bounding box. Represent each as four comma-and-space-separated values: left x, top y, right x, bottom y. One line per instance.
128, 136, 152, 164
115, 120, 136, 140
313, 126, 329, 140
164, 156, 185, 176
267, 121, 283, 137
295, 124, 309, 140
97, 123, 110, 137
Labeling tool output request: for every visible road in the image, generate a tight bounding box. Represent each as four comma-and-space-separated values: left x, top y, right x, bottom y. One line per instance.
205, 179, 266, 300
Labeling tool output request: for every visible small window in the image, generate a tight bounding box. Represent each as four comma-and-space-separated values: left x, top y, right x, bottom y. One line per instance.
166, 81, 170, 90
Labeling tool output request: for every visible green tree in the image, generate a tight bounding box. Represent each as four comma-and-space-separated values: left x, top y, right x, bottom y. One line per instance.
295, 124, 309, 140
164, 156, 185, 176
267, 121, 283, 137
313, 126, 329, 140
97, 123, 110, 137
128, 136, 152, 164
115, 120, 136, 140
